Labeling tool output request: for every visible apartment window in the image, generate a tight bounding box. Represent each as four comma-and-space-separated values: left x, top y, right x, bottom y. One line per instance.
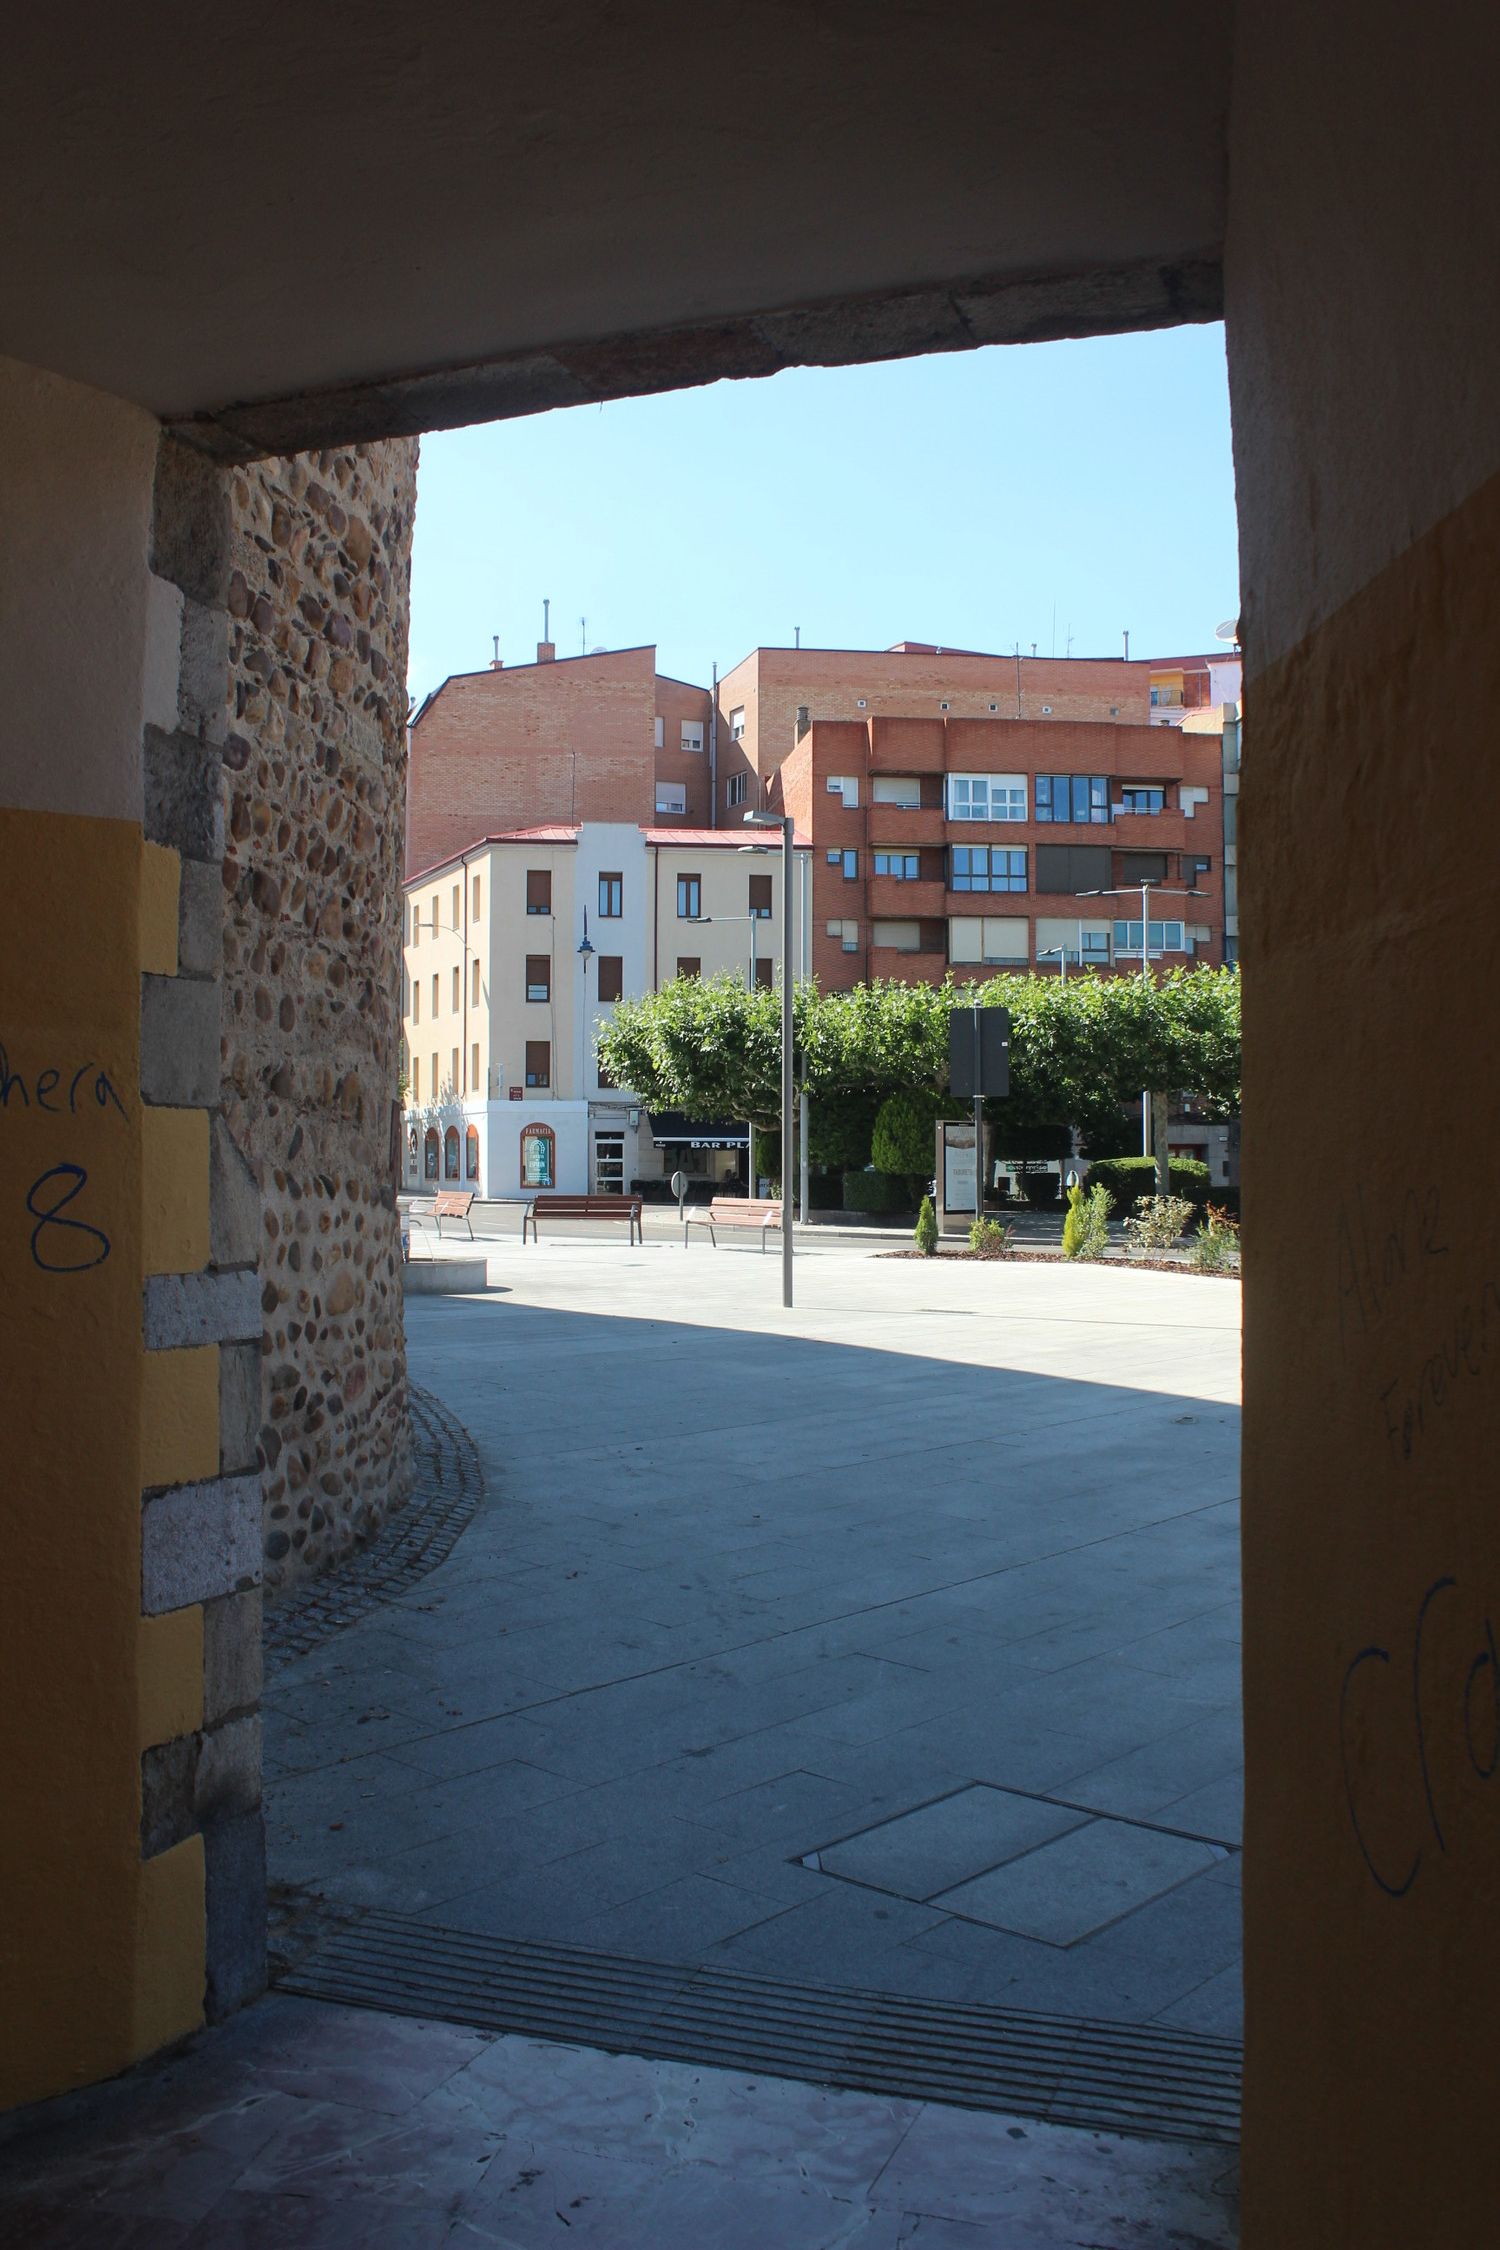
525, 1040, 551, 1088
471, 1043, 480, 1092
946, 773, 1025, 822
430, 1051, 438, 1096
1036, 774, 1110, 824
471, 874, 482, 918
753, 956, 774, 991
950, 846, 1026, 894
726, 772, 747, 808
411, 1056, 420, 1102
840, 850, 859, 879
950, 916, 1029, 966
526, 869, 551, 915
1113, 919, 1186, 956
1080, 927, 1111, 965
677, 873, 701, 919
598, 872, 623, 917
449, 885, 459, 929
430, 901, 439, 933
825, 774, 859, 809
748, 873, 772, 919
730, 705, 746, 741
873, 852, 920, 880
452, 966, 460, 1011
824, 918, 860, 953
655, 782, 686, 815
1119, 785, 1166, 815
431, 973, 439, 1016
654, 715, 665, 749
681, 720, 704, 752
871, 919, 922, 953
871, 775, 921, 808
471, 959, 480, 1005
1035, 843, 1111, 893
412, 983, 420, 1025
1188, 855, 1213, 881
410, 904, 420, 945
676, 956, 701, 979
597, 955, 624, 1003
451, 1046, 460, 1091
525, 955, 550, 1002
596, 1053, 617, 1089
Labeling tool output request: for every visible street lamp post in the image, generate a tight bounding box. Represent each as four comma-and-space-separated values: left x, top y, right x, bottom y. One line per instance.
1038, 944, 1069, 983
1077, 878, 1201, 1170
743, 810, 796, 1310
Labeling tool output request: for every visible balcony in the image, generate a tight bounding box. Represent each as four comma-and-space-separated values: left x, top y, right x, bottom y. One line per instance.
869, 946, 947, 985
868, 802, 945, 845
868, 875, 946, 919
1107, 807, 1190, 850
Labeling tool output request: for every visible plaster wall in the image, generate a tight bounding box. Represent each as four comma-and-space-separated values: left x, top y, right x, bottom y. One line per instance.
1226, 5, 1500, 2240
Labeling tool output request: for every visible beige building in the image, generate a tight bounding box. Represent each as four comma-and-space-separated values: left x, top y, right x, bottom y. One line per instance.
402, 822, 809, 1197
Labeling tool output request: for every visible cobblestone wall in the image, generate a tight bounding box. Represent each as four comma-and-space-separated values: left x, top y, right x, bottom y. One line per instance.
221, 441, 418, 1588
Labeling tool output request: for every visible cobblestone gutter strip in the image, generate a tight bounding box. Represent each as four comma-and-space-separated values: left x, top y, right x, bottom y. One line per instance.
264, 1384, 484, 1665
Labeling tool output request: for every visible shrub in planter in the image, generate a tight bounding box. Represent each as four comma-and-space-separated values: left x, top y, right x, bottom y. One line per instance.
1062, 1180, 1112, 1260
1084, 1155, 1212, 1210
842, 1168, 912, 1214
914, 1195, 939, 1256
1190, 1203, 1241, 1271
1124, 1194, 1196, 1251
968, 1217, 1012, 1258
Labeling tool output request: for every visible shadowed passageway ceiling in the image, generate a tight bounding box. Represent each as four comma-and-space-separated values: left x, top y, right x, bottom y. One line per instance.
4, 2, 1229, 455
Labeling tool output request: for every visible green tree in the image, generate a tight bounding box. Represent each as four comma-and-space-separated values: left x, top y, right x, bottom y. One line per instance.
596, 968, 1240, 1169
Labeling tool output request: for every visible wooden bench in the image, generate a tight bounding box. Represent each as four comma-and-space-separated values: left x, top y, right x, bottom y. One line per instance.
684, 1196, 783, 1249
522, 1193, 644, 1245
430, 1189, 476, 1239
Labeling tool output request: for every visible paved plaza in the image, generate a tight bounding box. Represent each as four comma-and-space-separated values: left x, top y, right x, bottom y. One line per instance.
267, 1237, 1243, 2036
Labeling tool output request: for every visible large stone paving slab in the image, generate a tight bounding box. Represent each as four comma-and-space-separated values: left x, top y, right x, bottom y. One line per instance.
266, 1241, 1243, 2033
934, 1817, 1222, 1945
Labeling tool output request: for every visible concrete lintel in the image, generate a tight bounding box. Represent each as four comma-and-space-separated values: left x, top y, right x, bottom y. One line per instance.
169, 252, 1224, 464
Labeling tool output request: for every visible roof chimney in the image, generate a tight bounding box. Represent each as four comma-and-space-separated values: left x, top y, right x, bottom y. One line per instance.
490, 635, 503, 671
537, 641, 556, 663
796, 705, 810, 739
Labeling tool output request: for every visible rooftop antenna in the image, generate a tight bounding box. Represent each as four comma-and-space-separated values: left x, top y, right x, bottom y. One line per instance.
1066, 622, 1073, 658
1123, 629, 1131, 661
579, 616, 586, 655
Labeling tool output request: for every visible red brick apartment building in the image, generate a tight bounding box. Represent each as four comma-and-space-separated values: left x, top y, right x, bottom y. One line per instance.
406, 640, 712, 875
407, 637, 1228, 988
769, 710, 1224, 991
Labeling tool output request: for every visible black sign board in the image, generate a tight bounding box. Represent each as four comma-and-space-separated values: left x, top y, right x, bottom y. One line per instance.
948, 1006, 1011, 1099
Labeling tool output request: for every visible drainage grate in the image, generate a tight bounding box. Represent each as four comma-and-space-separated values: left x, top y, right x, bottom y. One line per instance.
278, 1908, 1240, 2146
265, 1384, 486, 1663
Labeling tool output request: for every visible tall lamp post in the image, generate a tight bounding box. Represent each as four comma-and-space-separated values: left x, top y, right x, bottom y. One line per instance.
1077, 879, 1200, 1164
743, 809, 796, 1310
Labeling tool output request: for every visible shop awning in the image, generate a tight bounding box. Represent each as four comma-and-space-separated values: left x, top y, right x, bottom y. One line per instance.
648, 1112, 749, 1149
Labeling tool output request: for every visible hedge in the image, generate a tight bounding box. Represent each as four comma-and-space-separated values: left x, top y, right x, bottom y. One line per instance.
842, 1168, 914, 1215
1085, 1155, 1213, 1209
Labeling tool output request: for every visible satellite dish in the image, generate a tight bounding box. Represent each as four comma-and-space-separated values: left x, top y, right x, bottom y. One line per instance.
589, 644, 606, 655
1214, 618, 1240, 644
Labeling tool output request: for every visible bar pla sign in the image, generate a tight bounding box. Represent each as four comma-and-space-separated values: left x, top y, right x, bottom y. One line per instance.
948, 1006, 1011, 1098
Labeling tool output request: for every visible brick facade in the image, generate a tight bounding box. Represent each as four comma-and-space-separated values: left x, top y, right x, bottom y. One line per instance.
407, 645, 712, 875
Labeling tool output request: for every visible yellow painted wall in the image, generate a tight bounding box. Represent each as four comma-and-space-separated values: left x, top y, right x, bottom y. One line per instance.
0, 810, 207, 2104
1228, 3, 1500, 2237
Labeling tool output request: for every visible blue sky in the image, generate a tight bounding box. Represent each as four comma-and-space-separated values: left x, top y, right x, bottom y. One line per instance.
408, 323, 1238, 702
